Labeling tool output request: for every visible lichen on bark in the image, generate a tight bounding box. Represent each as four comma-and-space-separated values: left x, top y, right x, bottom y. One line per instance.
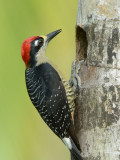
74, 0, 120, 159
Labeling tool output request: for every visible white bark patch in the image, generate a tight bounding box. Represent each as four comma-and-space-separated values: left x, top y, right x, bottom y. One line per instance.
80, 66, 120, 88
79, 120, 120, 160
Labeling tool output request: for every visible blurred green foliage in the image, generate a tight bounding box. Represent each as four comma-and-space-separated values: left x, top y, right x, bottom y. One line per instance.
0, 0, 78, 160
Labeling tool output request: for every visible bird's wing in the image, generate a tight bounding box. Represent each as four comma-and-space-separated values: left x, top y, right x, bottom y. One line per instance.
25, 63, 81, 153
48, 60, 76, 114
42, 63, 80, 151
40, 63, 72, 138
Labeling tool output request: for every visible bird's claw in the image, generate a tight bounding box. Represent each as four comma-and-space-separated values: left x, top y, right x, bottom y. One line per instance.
69, 60, 84, 97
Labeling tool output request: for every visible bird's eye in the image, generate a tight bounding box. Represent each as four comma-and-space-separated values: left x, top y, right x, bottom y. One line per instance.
39, 39, 43, 46
34, 39, 43, 47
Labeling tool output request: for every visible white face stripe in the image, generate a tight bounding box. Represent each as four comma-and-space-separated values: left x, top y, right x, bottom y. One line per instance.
62, 137, 72, 150
34, 40, 39, 46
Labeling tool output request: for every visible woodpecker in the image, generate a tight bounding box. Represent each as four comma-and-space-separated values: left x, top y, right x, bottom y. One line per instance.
21, 29, 83, 160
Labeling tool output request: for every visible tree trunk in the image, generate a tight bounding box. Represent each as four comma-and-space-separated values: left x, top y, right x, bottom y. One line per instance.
74, 0, 120, 159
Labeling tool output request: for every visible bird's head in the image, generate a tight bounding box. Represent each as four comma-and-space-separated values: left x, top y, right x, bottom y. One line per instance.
21, 29, 62, 68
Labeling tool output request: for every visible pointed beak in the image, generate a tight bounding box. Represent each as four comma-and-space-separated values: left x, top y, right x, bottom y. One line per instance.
46, 29, 62, 43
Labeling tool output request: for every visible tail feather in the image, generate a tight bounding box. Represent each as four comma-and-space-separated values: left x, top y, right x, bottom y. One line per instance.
70, 148, 83, 160
70, 137, 83, 160
62, 137, 83, 160
71, 153, 76, 160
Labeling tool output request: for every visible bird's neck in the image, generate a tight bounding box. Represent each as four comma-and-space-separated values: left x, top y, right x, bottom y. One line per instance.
36, 54, 49, 66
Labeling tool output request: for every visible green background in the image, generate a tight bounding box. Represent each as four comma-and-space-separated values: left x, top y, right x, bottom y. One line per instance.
0, 0, 78, 160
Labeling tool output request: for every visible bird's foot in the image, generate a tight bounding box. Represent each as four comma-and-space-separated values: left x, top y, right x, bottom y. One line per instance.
69, 60, 84, 97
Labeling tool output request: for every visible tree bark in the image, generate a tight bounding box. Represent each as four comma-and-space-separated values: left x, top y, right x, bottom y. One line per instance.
74, 0, 120, 159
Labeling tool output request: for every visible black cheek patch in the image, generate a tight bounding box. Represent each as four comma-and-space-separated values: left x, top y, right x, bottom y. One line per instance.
29, 37, 44, 67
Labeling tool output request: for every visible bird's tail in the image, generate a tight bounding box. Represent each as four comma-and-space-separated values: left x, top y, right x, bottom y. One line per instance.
70, 137, 83, 160
70, 149, 82, 160
62, 137, 83, 160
